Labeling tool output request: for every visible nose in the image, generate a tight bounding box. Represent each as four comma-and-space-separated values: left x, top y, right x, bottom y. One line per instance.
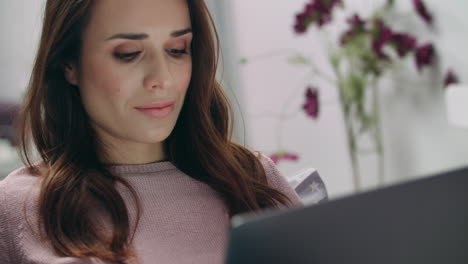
143, 54, 173, 91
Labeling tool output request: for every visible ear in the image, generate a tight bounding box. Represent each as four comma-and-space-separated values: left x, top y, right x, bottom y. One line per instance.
64, 63, 79, 86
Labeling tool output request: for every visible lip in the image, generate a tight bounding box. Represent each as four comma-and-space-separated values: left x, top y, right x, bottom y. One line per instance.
135, 101, 174, 110
135, 101, 175, 119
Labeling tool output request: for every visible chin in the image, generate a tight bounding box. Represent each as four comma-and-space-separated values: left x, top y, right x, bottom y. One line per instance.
137, 130, 172, 144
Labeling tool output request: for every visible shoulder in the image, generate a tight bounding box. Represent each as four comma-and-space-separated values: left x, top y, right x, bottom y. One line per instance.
0, 166, 42, 220
255, 152, 282, 185
0, 166, 43, 224
253, 151, 303, 207
0, 166, 42, 202
0, 167, 40, 263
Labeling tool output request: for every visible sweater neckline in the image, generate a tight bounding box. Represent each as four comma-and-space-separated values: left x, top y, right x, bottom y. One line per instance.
109, 160, 177, 174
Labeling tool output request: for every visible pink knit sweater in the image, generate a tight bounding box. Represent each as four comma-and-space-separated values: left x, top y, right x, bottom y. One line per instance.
0, 154, 302, 264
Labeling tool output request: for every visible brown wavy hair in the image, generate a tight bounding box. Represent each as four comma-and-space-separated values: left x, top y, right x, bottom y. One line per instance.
17, 0, 292, 263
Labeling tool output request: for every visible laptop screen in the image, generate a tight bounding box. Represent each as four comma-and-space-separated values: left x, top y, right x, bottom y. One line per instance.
225, 167, 468, 264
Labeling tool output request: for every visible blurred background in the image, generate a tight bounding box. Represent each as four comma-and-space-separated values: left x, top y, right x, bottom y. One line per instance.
1, 0, 467, 199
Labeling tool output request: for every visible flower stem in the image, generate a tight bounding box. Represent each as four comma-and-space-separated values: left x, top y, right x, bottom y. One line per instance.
333, 60, 362, 191
345, 109, 362, 191
371, 77, 385, 186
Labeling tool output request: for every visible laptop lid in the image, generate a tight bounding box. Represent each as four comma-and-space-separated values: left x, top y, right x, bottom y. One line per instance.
225, 167, 468, 264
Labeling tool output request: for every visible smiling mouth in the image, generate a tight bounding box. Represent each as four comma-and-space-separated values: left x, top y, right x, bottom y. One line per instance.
135, 102, 175, 119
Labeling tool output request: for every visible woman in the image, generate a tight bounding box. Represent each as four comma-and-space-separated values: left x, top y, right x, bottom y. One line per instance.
0, 0, 303, 263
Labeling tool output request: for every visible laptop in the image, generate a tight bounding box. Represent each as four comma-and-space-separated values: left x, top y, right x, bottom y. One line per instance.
225, 167, 468, 264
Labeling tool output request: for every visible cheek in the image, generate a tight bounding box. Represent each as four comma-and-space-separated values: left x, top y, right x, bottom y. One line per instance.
80, 57, 129, 101
176, 63, 192, 94
99, 76, 125, 98
77, 57, 138, 127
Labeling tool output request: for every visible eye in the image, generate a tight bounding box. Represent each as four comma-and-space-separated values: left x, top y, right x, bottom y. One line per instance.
113, 51, 142, 61
166, 48, 189, 57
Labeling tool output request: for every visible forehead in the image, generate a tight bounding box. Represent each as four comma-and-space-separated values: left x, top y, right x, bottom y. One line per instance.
84, 0, 191, 40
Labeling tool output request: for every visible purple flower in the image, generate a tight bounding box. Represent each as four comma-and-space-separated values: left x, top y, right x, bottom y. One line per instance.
391, 33, 417, 57
414, 43, 435, 71
269, 152, 300, 165
347, 13, 366, 28
413, 0, 433, 25
294, 13, 309, 33
372, 20, 394, 60
340, 14, 367, 45
444, 70, 459, 88
294, 0, 342, 34
340, 30, 354, 46
302, 87, 320, 119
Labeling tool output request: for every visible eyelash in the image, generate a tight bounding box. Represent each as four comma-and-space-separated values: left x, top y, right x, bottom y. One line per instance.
114, 49, 189, 62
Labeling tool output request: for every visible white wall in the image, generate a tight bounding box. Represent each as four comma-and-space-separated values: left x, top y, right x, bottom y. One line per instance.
205, 0, 247, 144
0, 0, 44, 102
0, 0, 44, 177
224, 0, 468, 198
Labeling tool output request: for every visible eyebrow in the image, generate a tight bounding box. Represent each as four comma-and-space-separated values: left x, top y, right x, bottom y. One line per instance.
106, 28, 192, 41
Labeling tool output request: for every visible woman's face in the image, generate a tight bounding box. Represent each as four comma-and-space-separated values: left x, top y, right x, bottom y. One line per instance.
66, 0, 192, 163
